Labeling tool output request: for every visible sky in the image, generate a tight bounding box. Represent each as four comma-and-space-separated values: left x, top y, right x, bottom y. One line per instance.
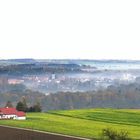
0, 0, 140, 60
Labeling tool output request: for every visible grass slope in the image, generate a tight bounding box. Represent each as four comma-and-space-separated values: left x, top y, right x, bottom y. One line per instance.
0, 109, 140, 139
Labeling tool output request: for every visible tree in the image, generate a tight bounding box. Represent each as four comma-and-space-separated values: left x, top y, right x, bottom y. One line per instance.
33, 102, 42, 112
28, 106, 35, 112
5, 101, 13, 108
21, 96, 28, 112
16, 101, 25, 111
28, 102, 42, 112
16, 97, 28, 112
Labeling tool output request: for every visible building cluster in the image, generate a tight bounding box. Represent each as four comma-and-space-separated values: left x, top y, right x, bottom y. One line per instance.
0, 107, 26, 120
0, 73, 134, 94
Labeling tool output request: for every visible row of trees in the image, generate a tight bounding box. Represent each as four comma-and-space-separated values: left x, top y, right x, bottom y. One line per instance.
5, 97, 42, 112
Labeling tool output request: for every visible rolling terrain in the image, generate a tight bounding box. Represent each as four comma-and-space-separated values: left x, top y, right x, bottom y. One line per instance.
0, 109, 140, 139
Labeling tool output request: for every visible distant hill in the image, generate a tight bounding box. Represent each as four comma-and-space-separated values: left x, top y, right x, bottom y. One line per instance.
7, 59, 37, 63
0, 59, 36, 64
0, 62, 82, 75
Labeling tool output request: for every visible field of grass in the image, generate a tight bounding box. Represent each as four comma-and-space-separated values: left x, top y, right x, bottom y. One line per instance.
0, 109, 140, 139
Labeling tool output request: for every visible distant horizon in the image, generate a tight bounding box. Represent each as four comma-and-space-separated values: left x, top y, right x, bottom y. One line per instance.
1, 58, 140, 61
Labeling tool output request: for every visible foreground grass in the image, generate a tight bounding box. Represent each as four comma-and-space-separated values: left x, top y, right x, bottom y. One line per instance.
0, 109, 140, 139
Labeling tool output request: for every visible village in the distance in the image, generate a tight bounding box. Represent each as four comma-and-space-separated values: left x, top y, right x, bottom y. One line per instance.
1, 59, 140, 93
1, 59, 140, 111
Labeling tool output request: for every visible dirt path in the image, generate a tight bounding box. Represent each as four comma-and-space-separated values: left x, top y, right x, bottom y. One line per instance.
0, 125, 91, 140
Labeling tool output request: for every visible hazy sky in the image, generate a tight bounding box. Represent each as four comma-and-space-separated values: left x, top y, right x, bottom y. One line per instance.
0, 0, 140, 59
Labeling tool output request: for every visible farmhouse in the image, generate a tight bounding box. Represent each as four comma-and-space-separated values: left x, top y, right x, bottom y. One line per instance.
0, 107, 26, 120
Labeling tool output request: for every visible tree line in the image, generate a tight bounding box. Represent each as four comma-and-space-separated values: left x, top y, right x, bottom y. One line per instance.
5, 98, 42, 112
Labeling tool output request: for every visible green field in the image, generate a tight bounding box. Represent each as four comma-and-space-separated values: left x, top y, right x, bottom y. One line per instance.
0, 109, 140, 139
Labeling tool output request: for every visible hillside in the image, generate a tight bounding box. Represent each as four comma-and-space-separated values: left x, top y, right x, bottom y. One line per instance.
0, 109, 140, 139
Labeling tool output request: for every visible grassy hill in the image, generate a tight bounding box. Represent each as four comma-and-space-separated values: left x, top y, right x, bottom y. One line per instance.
0, 109, 140, 139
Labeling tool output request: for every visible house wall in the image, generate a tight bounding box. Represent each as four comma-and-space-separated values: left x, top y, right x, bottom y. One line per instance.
0, 115, 26, 120
17, 116, 26, 120
0, 115, 17, 119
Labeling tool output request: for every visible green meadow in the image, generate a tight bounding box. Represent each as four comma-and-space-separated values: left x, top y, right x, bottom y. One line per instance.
0, 109, 140, 139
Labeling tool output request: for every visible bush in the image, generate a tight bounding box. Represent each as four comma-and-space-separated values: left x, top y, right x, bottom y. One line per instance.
100, 128, 130, 140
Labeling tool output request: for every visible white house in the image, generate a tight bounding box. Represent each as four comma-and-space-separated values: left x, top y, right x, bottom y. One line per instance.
0, 107, 26, 120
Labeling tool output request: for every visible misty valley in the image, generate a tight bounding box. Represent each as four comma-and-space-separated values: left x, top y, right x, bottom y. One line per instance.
1, 59, 140, 111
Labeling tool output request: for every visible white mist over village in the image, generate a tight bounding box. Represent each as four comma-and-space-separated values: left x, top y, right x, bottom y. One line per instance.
0, 59, 140, 94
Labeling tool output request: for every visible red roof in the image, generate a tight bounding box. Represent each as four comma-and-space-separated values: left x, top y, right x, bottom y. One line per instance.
16, 111, 26, 117
0, 107, 26, 117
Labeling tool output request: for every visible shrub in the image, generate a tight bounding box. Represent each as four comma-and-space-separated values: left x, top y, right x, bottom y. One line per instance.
100, 128, 130, 140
